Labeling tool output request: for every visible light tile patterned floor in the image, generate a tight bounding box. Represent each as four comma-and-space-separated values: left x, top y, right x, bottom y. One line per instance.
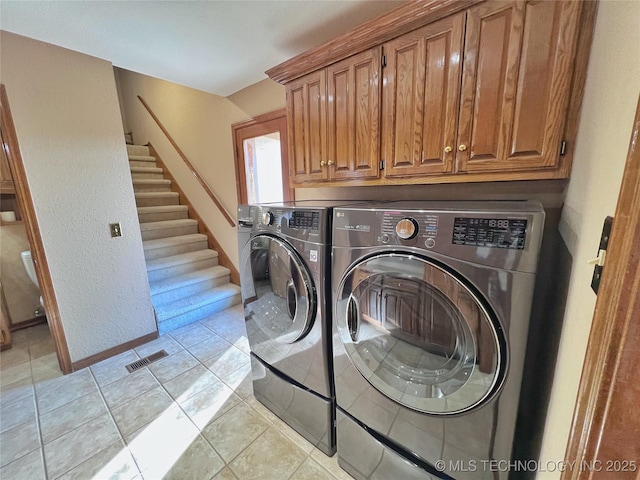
0, 306, 352, 480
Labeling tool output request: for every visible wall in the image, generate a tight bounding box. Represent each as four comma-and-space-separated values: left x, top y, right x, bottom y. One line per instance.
0, 32, 156, 363
536, 1, 640, 477
116, 70, 286, 268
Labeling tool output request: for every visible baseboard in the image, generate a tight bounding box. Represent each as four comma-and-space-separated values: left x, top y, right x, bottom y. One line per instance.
71, 331, 159, 371
10, 316, 47, 331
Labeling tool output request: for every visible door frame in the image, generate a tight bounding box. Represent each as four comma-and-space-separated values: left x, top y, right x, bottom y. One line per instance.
562, 94, 640, 477
0, 84, 72, 373
232, 109, 293, 205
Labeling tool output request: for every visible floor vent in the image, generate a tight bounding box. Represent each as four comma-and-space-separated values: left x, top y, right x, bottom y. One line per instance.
126, 350, 168, 373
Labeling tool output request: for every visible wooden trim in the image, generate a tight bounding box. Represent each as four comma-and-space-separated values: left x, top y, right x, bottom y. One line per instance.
71, 331, 158, 371
559, 0, 599, 178
231, 109, 293, 204
136, 95, 236, 228
562, 94, 640, 478
148, 143, 240, 286
266, 0, 482, 84
9, 316, 47, 332
0, 85, 73, 374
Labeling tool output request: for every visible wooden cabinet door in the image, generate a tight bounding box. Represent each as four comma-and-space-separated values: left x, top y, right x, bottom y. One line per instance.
457, 0, 581, 173
327, 47, 381, 181
382, 14, 464, 177
286, 70, 328, 184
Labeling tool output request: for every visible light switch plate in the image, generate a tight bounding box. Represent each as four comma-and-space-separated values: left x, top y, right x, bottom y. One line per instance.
110, 223, 122, 238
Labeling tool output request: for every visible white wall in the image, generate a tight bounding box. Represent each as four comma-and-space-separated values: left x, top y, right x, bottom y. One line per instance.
0, 32, 156, 363
536, 1, 640, 476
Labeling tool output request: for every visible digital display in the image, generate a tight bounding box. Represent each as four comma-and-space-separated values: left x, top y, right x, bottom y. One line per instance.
289, 211, 320, 230
452, 217, 527, 249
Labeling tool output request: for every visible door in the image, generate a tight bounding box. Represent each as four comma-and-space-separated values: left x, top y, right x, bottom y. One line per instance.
327, 47, 381, 181
335, 253, 505, 414
457, 0, 581, 173
286, 71, 328, 184
233, 110, 293, 204
241, 234, 316, 350
382, 13, 464, 177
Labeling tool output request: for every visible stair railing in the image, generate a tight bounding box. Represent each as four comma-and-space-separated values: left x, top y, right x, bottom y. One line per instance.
137, 95, 236, 228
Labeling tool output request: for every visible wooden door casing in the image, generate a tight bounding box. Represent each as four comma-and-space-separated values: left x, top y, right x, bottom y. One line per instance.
457, 0, 582, 173
327, 47, 381, 181
382, 13, 464, 177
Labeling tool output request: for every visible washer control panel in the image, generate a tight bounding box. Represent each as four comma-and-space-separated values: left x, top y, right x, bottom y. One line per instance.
380, 212, 439, 247
452, 217, 527, 250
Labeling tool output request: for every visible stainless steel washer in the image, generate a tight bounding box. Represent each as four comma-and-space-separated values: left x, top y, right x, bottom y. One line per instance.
332, 201, 545, 479
238, 202, 337, 455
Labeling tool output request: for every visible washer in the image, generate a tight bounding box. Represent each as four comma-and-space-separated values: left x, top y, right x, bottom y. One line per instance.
238, 202, 340, 455
332, 201, 545, 479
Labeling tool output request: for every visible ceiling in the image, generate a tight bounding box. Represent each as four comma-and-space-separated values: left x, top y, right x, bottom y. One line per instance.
0, 0, 405, 97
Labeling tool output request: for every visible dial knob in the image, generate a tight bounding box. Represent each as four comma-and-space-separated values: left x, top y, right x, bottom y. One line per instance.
262, 211, 274, 226
396, 218, 419, 240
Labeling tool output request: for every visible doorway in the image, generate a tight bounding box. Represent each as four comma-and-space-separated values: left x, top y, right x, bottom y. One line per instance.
232, 109, 293, 204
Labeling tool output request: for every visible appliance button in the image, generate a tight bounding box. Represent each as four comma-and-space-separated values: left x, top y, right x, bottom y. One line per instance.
396, 218, 419, 240
425, 238, 436, 249
262, 211, 274, 226
381, 234, 389, 244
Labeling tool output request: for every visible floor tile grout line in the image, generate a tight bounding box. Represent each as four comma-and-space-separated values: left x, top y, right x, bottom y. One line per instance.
28, 336, 50, 480
86, 366, 144, 480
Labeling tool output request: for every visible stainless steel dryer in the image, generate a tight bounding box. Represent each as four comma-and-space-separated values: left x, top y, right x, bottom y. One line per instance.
238, 202, 337, 455
332, 201, 545, 479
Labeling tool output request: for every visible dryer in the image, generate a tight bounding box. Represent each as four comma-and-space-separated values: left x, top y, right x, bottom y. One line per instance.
238, 202, 337, 455
331, 201, 545, 479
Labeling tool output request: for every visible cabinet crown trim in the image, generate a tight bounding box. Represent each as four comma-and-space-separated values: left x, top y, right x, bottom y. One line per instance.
265, 0, 481, 84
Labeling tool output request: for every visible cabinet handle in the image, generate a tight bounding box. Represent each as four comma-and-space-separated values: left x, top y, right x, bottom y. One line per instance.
444, 146, 452, 153
327, 160, 334, 166
320, 161, 326, 167
458, 144, 467, 152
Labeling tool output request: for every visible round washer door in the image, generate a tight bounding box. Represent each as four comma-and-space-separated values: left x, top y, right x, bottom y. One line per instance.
336, 253, 506, 415
241, 234, 316, 344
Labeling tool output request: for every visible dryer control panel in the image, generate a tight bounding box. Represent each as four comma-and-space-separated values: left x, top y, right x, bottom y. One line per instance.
452, 217, 528, 250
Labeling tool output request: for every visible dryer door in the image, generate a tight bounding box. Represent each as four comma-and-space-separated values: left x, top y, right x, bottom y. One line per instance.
241, 234, 316, 345
336, 253, 505, 415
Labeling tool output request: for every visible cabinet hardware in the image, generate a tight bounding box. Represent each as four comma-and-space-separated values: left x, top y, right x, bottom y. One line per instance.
560, 140, 567, 156
382, 54, 387, 68
444, 146, 452, 153
379, 160, 385, 170
458, 144, 467, 152
320, 161, 326, 167
327, 160, 334, 166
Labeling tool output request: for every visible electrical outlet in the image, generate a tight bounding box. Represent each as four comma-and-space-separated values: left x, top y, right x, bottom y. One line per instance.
110, 223, 122, 238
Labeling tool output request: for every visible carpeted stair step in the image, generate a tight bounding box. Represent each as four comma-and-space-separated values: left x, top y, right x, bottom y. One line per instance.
127, 145, 150, 156
133, 179, 172, 192
130, 166, 164, 180
140, 219, 198, 241
143, 233, 208, 261
155, 283, 242, 334
129, 155, 157, 168
146, 249, 219, 282
150, 265, 231, 305
135, 192, 179, 207
137, 205, 189, 223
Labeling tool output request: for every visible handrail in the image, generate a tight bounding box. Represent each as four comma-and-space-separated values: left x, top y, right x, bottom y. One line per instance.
137, 95, 236, 228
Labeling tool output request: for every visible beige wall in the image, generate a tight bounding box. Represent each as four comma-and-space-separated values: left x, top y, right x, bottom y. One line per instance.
0, 32, 156, 362
116, 69, 248, 268
536, 1, 640, 477
116, 71, 286, 268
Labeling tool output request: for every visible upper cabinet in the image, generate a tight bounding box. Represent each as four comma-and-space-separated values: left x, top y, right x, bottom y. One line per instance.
457, 0, 581, 173
269, 0, 595, 188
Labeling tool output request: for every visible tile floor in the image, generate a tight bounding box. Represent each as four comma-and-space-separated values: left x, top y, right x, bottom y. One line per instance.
0, 306, 352, 480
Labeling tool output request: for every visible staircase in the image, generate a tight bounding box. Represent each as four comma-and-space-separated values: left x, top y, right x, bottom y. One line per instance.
127, 144, 241, 334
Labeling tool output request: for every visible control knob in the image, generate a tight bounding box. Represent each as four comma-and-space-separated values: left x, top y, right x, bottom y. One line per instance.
396, 218, 419, 240
262, 211, 274, 226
